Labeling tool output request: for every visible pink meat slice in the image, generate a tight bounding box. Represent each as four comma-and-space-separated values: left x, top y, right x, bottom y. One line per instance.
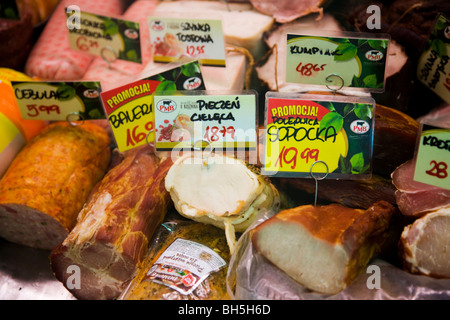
392, 160, 450, 218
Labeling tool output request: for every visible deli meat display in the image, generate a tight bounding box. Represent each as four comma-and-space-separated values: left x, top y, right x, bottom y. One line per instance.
0, 0, 450, 301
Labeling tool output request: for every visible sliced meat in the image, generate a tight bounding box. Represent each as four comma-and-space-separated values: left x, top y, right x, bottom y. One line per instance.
251, 201, 399, 294
249, 0, 331, 23
0, 122, 111, 250
50, 145, 173, 300
392, 160, 450, 218
400, 206, 450, 278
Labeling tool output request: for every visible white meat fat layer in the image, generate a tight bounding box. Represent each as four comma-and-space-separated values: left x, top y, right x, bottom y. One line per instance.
165, 156, 261, 218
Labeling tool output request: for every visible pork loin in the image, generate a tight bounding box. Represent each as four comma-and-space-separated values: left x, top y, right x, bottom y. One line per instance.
0, 122, 111, 250
400, 206, 450, 278
251, 201, 399, 294
50, 145, 173, 300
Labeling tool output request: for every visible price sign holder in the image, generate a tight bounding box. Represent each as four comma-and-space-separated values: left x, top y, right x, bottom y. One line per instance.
66, 9, 143, 64
261, 92, 375, 181
148, 14, 226, 67
417, 14, 450, 104
11, 81, 105, 122
413, 122, 450, 190
100, 60, 206, 152
284, 30, 390, 93
152, 90, 258, 154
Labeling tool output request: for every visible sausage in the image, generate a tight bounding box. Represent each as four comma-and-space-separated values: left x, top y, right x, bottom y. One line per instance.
0, 121, 111, 250
50, 145, 173, 300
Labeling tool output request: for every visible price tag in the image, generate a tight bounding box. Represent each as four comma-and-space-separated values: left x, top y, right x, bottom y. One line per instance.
66, 9, 142, 63
0, 0, 20, 20
417, 14, 450, 104
101, 60, 206, 152
153, 91, 257, 151
413, 123, 450, 190
262, 92, 375, 178
12, 81, 105, 121
285, 31, 389, 92
149, 17, 226, 67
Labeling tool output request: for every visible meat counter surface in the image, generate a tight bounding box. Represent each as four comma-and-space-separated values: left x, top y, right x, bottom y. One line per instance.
0, 238, 75, 300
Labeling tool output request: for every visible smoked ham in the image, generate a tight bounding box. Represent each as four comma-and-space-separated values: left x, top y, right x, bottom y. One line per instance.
50, 145, 173, 300
251, 201, 399, 294
0, 122, 111, 250
400, 206, 450, 279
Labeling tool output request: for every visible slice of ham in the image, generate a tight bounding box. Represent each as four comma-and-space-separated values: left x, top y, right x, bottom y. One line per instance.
400, 206, 450, 278
392, 160, 450, 218
25, 0, 126, 80
249, 0, 330, 23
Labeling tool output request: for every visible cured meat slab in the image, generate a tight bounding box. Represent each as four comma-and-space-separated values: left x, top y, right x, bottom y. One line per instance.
50, 146, 172, 300
0, 122, 111, 250
252, 201, 399, 294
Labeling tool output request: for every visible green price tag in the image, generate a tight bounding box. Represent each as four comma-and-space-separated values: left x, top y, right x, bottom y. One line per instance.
12, 81, 105, 121
66, 9, 142, 64
262, 92, 375, 179
413, 124, 450, 190
417, 14, 450, 104
285, 32, 389, 92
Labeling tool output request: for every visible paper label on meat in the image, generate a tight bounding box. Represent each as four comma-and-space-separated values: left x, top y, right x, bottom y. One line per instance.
285, 32, 389, 92
66, 9, 142, 64
149, 17, 226, 67
417, 15, 450, 104
262, 92, 375, 179
413, 123, 450, 190
101, 60, 206, 152
12, 81, 105, 121
145, 238, 226, 295
153, 91, 257, 151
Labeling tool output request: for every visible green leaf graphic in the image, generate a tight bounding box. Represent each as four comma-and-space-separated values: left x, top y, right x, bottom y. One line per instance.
56, 84, 76, 101
354, 103, 372, 119
431, 39, 447, 58
368, 39, 387, 51
103, 19, 119, 36
350, 152, 365, 173
334, 43, 357, 61
319, 111, 343, 136
181, 62, 201, 77
363, 74, 377, 88
156, 80, 176, 93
